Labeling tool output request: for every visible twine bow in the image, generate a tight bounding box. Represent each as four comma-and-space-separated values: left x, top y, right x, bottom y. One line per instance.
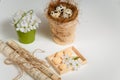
4, 48, 46, 80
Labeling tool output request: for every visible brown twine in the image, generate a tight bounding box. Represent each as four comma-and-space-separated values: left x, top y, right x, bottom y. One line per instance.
13, 65, 24, 80
4, 51, 26, 80
3, 49, 47, 80
46, 0, 79, 45
0, 41, 50, 80
18, 48, 49, 67
4, 60, 24, 80
1, 40, 60, 80
32, 49, 49, 66
49, 18, 78, 45
0, 43, 25, 80
4, 58, 13, 65
15, 48, 48, 69
32, 49, 45, 56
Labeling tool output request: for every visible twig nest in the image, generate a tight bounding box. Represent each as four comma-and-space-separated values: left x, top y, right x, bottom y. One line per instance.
47, 1, 78, 23
50, 4, 73, 19
13, 10, 41, 33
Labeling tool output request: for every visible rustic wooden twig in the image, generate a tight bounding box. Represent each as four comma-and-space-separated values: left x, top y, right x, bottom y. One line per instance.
0, 40, 52, 80
7, 40, 61, 80
0, 40, 61, 80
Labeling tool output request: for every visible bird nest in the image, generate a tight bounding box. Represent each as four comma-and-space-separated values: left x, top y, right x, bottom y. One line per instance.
46, 0, 79, 23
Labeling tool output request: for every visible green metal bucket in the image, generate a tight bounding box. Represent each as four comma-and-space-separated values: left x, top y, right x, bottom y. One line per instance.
17, 30, 36, 44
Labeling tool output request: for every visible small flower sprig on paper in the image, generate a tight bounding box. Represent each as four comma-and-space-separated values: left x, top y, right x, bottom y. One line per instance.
13, 10, 41, 33
50, 4, 73, 18
62, 54, 81, 71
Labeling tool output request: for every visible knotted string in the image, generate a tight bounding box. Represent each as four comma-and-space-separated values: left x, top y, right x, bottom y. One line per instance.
4, 59, 24, 80
4, 58, 13, 65
4, 51, 24, 80
32, 48, 45, 56
4, 48, 46, 80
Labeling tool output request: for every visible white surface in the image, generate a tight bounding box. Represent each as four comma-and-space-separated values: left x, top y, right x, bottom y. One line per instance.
0, 0, 120, 80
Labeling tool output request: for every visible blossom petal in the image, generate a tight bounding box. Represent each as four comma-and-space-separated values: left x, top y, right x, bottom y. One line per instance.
20, 28, 25, 32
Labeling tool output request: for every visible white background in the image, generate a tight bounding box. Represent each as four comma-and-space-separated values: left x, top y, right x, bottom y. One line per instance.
0, 0, 120, 80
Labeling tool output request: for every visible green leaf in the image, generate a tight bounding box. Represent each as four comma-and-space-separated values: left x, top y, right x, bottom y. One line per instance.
73, 56, 79, 60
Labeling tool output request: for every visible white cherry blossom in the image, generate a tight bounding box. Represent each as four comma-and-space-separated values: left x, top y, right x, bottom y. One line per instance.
62, 54, 81, 71
13, 10, 41, 33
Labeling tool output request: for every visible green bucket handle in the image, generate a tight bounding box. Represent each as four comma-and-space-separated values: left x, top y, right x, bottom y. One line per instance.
15, 10, 33, 27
